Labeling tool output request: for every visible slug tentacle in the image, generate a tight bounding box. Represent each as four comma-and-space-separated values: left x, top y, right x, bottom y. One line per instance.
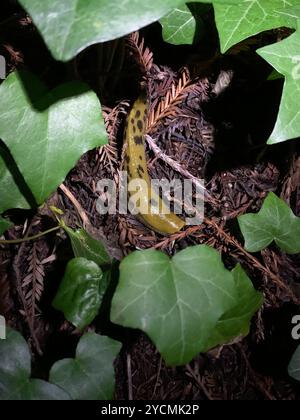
124, 94, 185, 235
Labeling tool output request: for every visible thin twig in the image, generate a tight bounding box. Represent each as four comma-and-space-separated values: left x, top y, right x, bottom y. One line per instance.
151, 356, 162, 399
59, 183, 91, 227
186, 364, 214, 400
145, 134, 218, 205
127, 352, 133, 400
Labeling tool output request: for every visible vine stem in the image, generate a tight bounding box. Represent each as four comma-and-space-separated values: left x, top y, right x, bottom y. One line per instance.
0, 226, 61, 244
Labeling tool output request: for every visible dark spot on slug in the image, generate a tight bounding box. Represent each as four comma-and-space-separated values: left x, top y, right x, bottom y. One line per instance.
139, 155, 143, 160
131, 118, 135, 124
134, 136, 143, 145
133, 125, 136, 133
150, 198, 158, 206
143, 115, 147, 123
144, 108, 147, 115
125, 155, 130, 164
135, 110, 141, 118
137, 120, 143, 131
138, 165, 145, 174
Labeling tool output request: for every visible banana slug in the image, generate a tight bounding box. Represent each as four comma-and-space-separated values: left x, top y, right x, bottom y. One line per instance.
124, 94, 185, 235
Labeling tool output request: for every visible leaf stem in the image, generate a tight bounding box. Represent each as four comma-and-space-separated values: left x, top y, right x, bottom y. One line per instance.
0, 226, 61, 244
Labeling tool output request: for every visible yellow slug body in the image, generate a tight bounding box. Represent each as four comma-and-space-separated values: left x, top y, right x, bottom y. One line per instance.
124, 94, 185, 235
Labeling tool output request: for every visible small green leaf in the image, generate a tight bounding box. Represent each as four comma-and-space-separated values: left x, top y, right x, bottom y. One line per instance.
49, 332, 121, 400
204, 264, 263, 351
258, 26, 300, 144
0, 329, 71, 400
19, 0, 184, 61
64, 226, 111, 267
288, 345, 300, 381
238, 192, 300, 254
53, 258, 103, 330
0, 70, 107, 205
111, 245, 262, 365
161, 4, 196, 45
0, 216, 13, 236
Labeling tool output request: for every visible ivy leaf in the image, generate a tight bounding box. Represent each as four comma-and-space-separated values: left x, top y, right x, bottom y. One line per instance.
53, 258, 103, 330
0, 329, 71, 400
288, 345, 300, 381
49, 332, 121, 400
64, 226, 112, 267
0, 216, 13, 236
0, 145, 31, 213
238, 192, 300, 254
210, 0, 298, 53
160, 4, 196, 45
0, 70, 107, 205
257, 27, 300, 144
204, 264, 263, 351
19, 0, 184, 61
111, 245, 262, 365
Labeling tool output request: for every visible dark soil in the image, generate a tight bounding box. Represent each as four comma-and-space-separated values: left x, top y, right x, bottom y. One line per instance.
1, 0, 300, 400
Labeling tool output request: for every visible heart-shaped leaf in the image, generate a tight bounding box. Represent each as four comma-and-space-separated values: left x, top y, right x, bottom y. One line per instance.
0, 70, 107, 205
0, 216, 13, 236
0, 329, 71, 400
64, 226, 112, 267
238, 192, 300, 254
288, 345, 300, 381
111, 245, 262, 365
49, 332, 121, 400
19, 0, 184, 61
258, 26, 300, 144
53, 258, 103, 330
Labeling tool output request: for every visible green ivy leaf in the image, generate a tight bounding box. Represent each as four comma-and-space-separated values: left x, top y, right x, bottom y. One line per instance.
0, 145, 31, 213
0, 216, 13, 236
49, 332, 121, 400
64, 226, 112, 267
0, 329, 71, 400
238, 192, 300, 254
19, 0, 184, 61
0, 70, 107, 206
160, 4, 196, 45
111, 245, 262, 365
53, 258, 103, 330
208, 0, 298, 53
258, 26, 300, 144
288, 345, 300, 381
204, 264, 263, 351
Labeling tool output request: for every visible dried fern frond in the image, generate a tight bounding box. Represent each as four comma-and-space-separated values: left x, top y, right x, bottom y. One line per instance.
148, 69, 209, 132
99, 101, 129, 173
22, 243, 45, 320
127, 31, 153, 74
0, 255, 13, 315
